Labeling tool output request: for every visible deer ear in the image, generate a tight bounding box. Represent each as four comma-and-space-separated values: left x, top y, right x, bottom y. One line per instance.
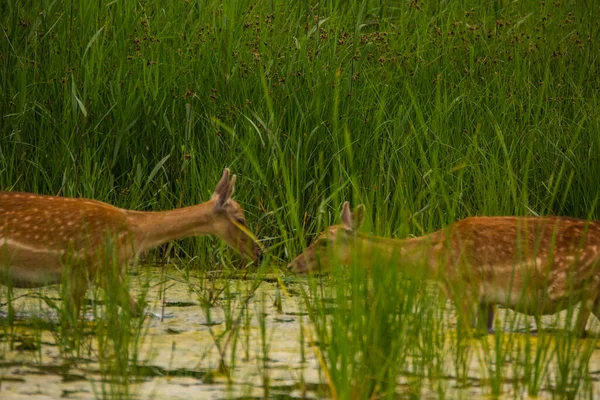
353, 204, 366, 230
341, 201, 353, 231
212, 168, 231, 208
226, 174, 236, 199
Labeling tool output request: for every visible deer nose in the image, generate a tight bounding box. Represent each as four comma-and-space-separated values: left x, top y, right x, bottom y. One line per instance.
287, 260, 299, 272
255, 248, 264, 264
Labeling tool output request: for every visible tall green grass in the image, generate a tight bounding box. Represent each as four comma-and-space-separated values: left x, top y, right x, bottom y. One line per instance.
2, 0, 600, 398
2, 0, 598, 260
297, 230, 600, 398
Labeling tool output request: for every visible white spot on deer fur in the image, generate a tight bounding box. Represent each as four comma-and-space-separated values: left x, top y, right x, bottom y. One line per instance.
534, 257, 543, 266
432, 243, 444, 252
480, 264, 493, 274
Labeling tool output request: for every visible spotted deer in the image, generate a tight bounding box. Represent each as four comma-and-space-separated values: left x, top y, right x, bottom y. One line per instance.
289, 202, 600, 336
0, 169, 262, 317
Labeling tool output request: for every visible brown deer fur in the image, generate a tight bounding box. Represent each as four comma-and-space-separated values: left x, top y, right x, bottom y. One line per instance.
0, 169, 262, 316
289, 202, 600, 336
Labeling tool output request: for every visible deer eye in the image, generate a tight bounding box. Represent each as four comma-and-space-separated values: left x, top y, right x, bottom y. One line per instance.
317, 240, 329, 248
235, 217, 246, 225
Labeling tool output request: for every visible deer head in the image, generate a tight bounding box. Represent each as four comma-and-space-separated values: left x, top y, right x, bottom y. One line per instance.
288, 201, 365, 273
209, 168, 263, 262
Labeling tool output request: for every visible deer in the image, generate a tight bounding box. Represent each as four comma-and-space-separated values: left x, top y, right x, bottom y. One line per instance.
288, 201, 600, 336
0, 168, 262, 318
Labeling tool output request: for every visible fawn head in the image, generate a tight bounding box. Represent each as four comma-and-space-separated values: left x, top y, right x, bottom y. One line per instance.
288, 201, 365, 273
211, 169, 263, 262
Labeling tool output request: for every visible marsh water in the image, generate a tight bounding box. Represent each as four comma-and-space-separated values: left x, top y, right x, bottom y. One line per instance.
2, 265, 600, 399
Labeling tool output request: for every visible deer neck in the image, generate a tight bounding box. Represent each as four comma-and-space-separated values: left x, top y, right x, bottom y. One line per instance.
352, 232, 439, 278
127, 200, 217, 253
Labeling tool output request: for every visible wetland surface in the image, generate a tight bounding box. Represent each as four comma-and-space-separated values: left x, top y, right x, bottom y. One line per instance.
2, 265, 600, 399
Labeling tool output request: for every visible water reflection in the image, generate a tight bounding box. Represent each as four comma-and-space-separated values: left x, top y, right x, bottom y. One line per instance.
1, 265, 600, 399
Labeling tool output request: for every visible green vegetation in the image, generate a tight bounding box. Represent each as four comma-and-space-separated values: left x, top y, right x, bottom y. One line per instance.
1, 0, 599, 399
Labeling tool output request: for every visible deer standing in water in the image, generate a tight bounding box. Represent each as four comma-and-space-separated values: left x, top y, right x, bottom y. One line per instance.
0, 169, 262, 317
289, 202, 600, 336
